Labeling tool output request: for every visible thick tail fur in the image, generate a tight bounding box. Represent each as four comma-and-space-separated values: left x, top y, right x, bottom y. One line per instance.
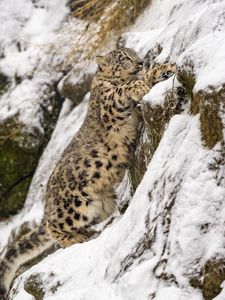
0, 223, 56, 300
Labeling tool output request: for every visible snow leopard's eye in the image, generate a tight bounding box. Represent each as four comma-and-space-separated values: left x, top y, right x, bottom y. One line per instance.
121, 58, 133, 68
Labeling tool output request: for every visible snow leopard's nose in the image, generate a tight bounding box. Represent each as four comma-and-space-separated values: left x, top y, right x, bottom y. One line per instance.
162, 70, 174, 79
138, 61, 144, 68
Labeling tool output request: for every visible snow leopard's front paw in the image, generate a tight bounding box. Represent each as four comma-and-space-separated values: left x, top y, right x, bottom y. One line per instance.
145, 63, 176, 86
125, 79, 150, 102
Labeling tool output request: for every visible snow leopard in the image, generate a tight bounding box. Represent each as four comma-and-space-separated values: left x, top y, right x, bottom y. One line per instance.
0, 47, 175, 299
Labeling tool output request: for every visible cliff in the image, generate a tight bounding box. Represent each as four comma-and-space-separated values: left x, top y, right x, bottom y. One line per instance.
0, 0, 225, 299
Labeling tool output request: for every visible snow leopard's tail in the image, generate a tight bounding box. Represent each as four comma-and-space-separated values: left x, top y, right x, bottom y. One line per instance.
0, 223, 56, 300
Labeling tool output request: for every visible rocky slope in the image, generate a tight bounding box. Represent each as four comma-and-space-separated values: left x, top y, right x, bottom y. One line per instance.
0, 0, 225, 299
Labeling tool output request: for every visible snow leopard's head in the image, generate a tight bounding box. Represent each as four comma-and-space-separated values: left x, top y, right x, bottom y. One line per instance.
96, 47, 144, 81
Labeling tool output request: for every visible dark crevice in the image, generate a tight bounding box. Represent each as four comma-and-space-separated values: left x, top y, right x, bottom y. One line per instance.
0, 170, 34, 200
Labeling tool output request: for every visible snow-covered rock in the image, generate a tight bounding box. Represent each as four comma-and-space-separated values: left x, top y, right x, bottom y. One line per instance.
0, 0, 99, 217
0, 0, 69, 217
1, 0, 225, 299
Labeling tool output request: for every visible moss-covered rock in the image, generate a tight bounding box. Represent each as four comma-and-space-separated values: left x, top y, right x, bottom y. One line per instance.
177, 64, 196, 96
129, 61, 225, 299
24, 272, 61, 300
190, 258, 225, 300
0, 176, 33, 219
24, 274, 45, 300
0, 118, 43, 218
59, 67, 94, 105
129, 86, 187, 189
0, 72, 10, 96
191, 87, 224, 149
177, 66, 224, 149
0, 83, 64, 219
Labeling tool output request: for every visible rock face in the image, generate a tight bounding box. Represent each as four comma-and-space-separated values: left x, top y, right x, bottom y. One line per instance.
1, 0, 225, 300
130, 83, 187, 189
0, 0, 97, 218
59, 64, 95, 105
0, 117, 42, 218
0, 0, 69, 218
0, 73, 9, 96
0, 85, 63, 218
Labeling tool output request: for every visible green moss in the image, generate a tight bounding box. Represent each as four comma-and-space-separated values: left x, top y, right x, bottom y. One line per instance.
0, 118, 42, 218
0, 83, 63, 218
190, 259, 225, 300
0, 176, 32, 218
144, 89, 185, 157
0, 72, 10, 96
203, 259, 225, 300
194, 89, 224, 149
129, 88, 187, 189
24, 274, 45, 300
24, 271, 61, 299
178, 65, 224, 149
177, 67, 195, 97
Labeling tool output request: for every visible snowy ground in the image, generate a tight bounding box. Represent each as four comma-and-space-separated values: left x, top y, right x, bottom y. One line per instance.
0, 0, 70, 127
1, 0, 225, 299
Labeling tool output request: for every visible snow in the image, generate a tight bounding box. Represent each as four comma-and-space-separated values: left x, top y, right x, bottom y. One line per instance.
143, 75, 178, 106
125, 0, 225, 91
12, 112, 224, 300
0, 0, 93, 130
154, 286, 202, 300
1, 0, 225, 299
0, 0, 69, 128
214, 281, 225, 300
178, 32, 225, 91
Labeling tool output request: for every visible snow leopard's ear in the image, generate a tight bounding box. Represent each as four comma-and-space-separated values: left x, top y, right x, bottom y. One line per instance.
96, 55, 107, 66
117, 45, 125, 50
